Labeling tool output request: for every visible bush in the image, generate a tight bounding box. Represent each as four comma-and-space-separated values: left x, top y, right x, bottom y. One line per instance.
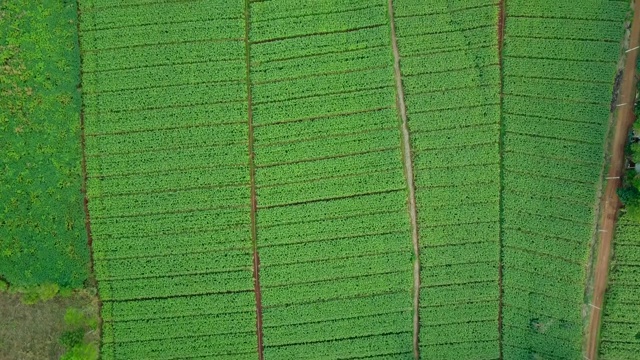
60, 343, 98, 360
59, 328, 84, 349
21, 283, 59, 305
64, 308, 85, 327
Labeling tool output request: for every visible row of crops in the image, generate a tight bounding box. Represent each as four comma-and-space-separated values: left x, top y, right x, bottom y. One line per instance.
77, 0, 629, 358
393, 0, 502, 358
78, 1, 259, 358
79, 0, 418, 358
501, 0, 628, 358
599, 217, 640, 358
250, 0, 414, 358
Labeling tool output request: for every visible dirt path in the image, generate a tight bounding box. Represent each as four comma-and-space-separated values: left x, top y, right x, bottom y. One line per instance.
386, 1, 421, 359
585, 3, 640, 359
243, 2, 264, 359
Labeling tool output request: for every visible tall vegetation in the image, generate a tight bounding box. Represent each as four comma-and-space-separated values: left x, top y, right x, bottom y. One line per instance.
0, 0, 89, 288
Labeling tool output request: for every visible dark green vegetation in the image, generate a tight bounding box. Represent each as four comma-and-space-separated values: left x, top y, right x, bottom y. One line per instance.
0, 292, 98, 360
0, 0, 89, 288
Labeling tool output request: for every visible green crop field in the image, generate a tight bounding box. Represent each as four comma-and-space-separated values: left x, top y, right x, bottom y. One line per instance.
599, 216, 640, 359
3, 0, 640, 359
501, 1, 628, 358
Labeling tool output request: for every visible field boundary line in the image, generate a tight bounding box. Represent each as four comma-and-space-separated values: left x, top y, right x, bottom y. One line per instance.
387, 1, 420, 358
243, 1, 264, 359
498, 0, 506, 358
74, 1, 104, 355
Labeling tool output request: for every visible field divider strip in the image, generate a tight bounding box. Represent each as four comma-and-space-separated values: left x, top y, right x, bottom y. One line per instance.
82, 15, 243, 33
83, 57, 245, 75
81, 37, 243, 53
74, 1, 104, 355
253, 65, 388, 86
266, 330, 412, 349
249, 24, 386, 45
498, 0, 506, 357
387, 1, 421, 359
86, 119, 247, 137
503, 54, 617, 65
400, 23, 498, 41
262, 289, 410, 310
243, 1, 264, 359
253, 106, 393, 127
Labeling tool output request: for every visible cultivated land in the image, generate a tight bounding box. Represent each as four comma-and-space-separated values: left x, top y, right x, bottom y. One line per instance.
1, 0, 89, 289
2, 0, 638, 359
599, 217, 640, 358
502, 1, 629, 359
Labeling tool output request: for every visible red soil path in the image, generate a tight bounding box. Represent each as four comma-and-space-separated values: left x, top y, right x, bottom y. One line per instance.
585, 3, 640, 359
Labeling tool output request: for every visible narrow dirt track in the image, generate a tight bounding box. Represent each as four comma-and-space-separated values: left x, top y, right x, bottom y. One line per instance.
243, 2, 264, 359
386, 1, 421, 359
585, 3, 640, 359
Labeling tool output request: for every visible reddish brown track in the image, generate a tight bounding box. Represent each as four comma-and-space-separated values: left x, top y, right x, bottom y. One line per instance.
243, 1, 264, 359
75, 1, 104, 353
497, 0, 506, 359
585, 3, 640, 359
386, 1, 421, 359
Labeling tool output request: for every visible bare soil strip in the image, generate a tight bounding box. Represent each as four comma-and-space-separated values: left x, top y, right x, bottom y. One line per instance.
497, 0, 506, 359
243, 2, 264, 359
585, 3, 640, 359
386, 1, 421, 359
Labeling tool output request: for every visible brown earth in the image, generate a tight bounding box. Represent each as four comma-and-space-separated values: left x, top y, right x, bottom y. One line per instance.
585, 3, 640, 359
0, 292, 99, 360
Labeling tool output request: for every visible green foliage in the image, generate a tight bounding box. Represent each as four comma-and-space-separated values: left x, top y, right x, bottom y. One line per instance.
20, 283, 60, 304
59, 328, 84, 349
60, 342, 98, 360
0, 278, 8, 292
630, 142, 640, 163
64, 307, 85, 327
0, 0, 88, 288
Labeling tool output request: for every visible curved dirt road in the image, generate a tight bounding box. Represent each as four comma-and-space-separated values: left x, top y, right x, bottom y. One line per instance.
585, 3, 640, 359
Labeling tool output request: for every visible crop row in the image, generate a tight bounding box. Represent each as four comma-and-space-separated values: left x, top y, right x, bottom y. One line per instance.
78, 0, 243, 32
248, 0, 414, 357
78, 1, 258, 358
501, 1, 626, 357
599, 218, 640, 359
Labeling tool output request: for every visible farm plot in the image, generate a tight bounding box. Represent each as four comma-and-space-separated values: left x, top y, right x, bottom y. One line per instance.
501, 0, 627, 358
392, 0, 502, 358
0, 0, 89, 289
78, 1, 258, 359
249, 0, 415, 358
599, 217, 640, 359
